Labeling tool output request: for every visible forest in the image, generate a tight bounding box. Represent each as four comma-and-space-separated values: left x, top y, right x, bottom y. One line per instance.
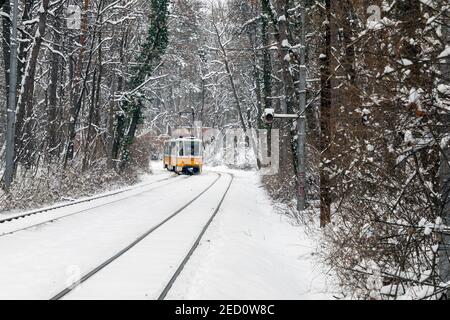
0, 0, 449, 300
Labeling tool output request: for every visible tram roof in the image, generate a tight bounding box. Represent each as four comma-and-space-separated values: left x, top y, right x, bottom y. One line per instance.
166, 136, 201, 142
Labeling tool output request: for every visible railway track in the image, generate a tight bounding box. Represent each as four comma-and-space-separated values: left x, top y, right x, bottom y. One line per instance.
0, 174, 188, 238
158, 172, 234, 300
51, 172, 234, 300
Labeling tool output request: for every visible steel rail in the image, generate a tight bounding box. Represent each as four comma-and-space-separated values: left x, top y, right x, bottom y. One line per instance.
158, 173, 234, 300
0, 175, 189, 238
50, 173, 222, 300
0, 175, 182, 224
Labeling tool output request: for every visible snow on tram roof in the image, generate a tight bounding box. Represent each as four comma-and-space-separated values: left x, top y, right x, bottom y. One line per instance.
166, 136, 201, 142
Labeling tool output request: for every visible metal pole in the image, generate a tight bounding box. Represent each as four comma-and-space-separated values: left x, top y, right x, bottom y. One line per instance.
439, 145, 450, 299
4, 0, 19, 189
297, 2, 306, 212
438, 19, 450, 300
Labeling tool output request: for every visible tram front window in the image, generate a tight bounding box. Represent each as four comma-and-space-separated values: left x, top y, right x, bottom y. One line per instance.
184, 141, 200, 156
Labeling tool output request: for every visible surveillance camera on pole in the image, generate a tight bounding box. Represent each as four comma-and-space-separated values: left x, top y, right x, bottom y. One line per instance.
263, 108, 275, 124
263, 108, 299, 123
263, 91, 308, 213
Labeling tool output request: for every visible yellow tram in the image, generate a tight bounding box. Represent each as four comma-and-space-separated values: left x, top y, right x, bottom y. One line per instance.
163, 137, 203, 174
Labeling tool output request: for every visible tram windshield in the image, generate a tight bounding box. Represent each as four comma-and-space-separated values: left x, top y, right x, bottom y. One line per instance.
184, 140, 200, 156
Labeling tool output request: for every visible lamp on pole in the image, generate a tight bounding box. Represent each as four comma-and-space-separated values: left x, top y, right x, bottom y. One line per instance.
4, 0, 19, 189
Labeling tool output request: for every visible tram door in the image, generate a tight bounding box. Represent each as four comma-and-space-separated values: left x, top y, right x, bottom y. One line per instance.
170, 140, 177, 170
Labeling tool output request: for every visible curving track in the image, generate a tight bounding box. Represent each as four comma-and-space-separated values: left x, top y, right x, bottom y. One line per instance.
0, 171, 233, 300
0, 174, 189, 238
0, 174, 183, 224
55, 172, 233, 300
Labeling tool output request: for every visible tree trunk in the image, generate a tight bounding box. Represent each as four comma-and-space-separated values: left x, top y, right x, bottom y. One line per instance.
47, 6, 63, 157
213, 20, 247, 132
66, 0, 91, 162
15, 0, 50, 167
111, 28, 128, 163
275, 0, 295, 196
260, 4, 272, 113
2, 0, 11, 108
17, 0, 34, 88
319, 0, 332, 227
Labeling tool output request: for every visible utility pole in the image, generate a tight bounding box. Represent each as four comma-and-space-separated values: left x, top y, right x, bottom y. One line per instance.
297, 2, 307, 212
4, 0, 19, 189
262, 3, 307, 214
439, 144, 450, 299
198, 47, 206, 123
438, 19, 450, 300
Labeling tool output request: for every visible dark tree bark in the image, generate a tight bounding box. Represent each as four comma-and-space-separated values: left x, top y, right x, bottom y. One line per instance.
319, 0, 332, 227
111, 28, 128, 162
64, 34, 96, 167
2, 0, 11, 107
47, 6, 63, 157
275, 0, 295, 195
15, 0, 50, 167
260, 10, 272, 113
17, 0, 35, 87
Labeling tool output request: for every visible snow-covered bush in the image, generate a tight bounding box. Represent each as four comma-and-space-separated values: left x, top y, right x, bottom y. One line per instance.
0, 159, 139, 213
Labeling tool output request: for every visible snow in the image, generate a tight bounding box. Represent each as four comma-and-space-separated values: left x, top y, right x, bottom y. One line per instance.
64, 172, 233, 299
0, 164, 333, 299
438, 45, 450, 59
440, 134, 450, 149
165, 167, 334, 300
23, 18, 39, 26
0, 169, 217, 299
409, 88, 420, 104
437, 84, 450, 95
404, 130, 414, 144
281, 39, 291, 48
383, 66, 394, 74
399, 59, 413, 66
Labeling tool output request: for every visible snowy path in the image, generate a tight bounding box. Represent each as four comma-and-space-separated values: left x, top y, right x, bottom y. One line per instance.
0, 163, 333, 300
165, 167, 334, 300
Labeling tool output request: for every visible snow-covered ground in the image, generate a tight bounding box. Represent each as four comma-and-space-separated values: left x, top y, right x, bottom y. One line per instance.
0, 162, 334, 300
166, 166, 334, 300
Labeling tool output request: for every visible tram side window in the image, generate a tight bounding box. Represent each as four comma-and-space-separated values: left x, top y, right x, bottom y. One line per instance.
178, 141, 184, 156
184, 141, 200, 156
194, 141, 200, 156
171, 142, 176, 157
